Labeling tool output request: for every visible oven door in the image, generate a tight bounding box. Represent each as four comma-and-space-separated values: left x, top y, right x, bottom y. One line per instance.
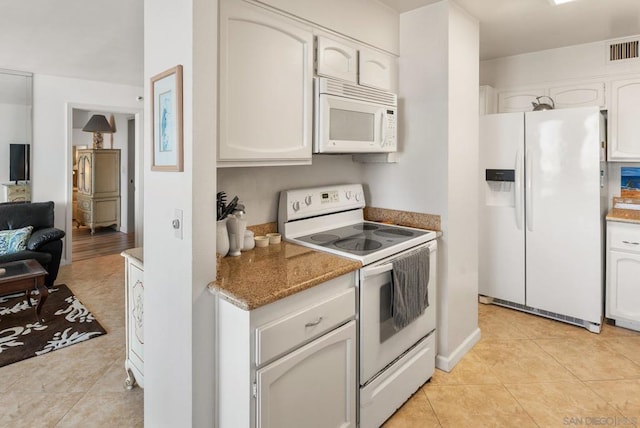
315, 93, 395, 154
359, 240, 437, 385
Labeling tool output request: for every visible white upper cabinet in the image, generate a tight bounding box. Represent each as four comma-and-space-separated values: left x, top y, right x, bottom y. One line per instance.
359, 47, 395, 91
497, 89, 546, 113
549, 82, 606, 109
316, 36, 357, 83
608, 78, 640, 161
218, 0, 313, 166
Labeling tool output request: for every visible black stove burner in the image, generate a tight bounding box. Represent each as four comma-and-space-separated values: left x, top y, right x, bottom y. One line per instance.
374, 228, 415, 238
334, 238, 383, 252
353, 224, 379, 231
310, 234, 340, 243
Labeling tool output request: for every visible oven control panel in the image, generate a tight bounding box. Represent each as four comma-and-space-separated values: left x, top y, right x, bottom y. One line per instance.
279, 184, 365, 223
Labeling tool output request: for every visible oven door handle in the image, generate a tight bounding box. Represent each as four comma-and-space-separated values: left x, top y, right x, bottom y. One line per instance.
360, 263, 393, 280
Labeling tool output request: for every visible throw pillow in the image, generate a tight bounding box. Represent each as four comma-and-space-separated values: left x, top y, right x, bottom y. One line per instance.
0, 226, 34, 255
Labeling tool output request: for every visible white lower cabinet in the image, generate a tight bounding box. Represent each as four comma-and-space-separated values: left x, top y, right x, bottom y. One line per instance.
256, 321, 356, 428
217, 273, 357, 428
606, 221, 640, 331
122, 248, 144, 389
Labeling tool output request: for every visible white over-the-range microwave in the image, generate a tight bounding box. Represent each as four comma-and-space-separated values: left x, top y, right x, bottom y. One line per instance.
314, 77, 397, 154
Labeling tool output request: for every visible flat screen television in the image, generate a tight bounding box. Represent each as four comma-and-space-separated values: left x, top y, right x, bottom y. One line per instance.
9, 143, 30, 183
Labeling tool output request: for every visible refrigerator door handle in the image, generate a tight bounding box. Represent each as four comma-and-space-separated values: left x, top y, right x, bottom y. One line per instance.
515, 149, 524, 230
526, 149, 533, 231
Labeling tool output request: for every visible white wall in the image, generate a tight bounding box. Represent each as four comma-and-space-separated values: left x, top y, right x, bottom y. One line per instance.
217, 155, 364, 225
257, 0, 399, 54
480, 37, 640, 89
363, 0, 480, 372
31, 74, 142, 262
144, 0, 217, 426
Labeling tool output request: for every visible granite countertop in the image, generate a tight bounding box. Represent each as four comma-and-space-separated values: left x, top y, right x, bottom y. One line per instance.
208, 242, 361, 311
606, 197, 640, 225
606, 209, 640, 225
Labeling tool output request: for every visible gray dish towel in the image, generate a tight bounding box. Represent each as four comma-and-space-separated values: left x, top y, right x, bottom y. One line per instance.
391, 247, 430, 331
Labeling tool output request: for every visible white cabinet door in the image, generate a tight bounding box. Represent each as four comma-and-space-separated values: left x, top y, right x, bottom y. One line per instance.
124, 252, 144, 389
497, 89, 546, 113
316, 36, 357, 83
256, 320, 356, 428
479, 85, 496, 115
549, 82, 605, 109
609, 79, 640, 161
607, 250, 640, 322
218, 0, 313, 166
359, 47, 395, 92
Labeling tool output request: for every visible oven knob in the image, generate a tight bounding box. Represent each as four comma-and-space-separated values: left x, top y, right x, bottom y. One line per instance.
292, 201, 300, 212
355, 192, 362, 202
345, 191, 352, 200
304, 195, 312, 206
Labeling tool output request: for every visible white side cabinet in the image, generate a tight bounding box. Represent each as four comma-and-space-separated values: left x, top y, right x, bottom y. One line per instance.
122, 248, 144, 389
218, 0, 313, 167
549, 82, 605, 109
2, 183, 30, 202
497, 88, 546, 113
217, 273, 357, 428
606, 221, 640, 331
608, 78, 640, 161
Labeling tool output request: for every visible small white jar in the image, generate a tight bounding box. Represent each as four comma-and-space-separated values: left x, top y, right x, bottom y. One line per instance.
243, 230, 255, 251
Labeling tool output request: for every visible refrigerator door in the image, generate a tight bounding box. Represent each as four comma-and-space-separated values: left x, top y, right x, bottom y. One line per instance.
525, 107, 602, 324
479, 113, 525, 304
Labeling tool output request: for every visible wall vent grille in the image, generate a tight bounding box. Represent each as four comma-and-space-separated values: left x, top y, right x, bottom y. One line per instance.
609, 40, 639, 61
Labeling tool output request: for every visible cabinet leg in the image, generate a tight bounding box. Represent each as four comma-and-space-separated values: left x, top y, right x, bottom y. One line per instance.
124, 368, 136, 390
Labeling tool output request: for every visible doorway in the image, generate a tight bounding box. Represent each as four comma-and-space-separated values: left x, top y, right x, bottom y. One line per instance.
66, 104, 143, 263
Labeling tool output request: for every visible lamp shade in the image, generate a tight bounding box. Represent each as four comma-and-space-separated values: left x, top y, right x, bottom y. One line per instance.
82, 114, 113, 133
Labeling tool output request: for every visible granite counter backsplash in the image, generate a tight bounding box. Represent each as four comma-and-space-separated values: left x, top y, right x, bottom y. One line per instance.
364, 207, 441, 231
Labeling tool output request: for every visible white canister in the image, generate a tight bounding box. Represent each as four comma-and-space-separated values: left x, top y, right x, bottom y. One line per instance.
227, 214, 247, 257
243, 230, 255, 251
216, 218, 229, 256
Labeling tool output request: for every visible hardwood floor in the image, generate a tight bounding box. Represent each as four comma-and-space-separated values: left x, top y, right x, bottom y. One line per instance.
72, 226, 136, 262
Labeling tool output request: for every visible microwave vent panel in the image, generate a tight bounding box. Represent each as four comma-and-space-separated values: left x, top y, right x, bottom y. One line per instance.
607, 38, 639, 62
322, 78, 397, 106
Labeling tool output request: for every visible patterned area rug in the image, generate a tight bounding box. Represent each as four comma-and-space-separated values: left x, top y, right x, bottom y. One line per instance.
0, 284, 106, 367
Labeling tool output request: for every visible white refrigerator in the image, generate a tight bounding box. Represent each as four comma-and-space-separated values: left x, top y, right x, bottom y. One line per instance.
479, 106, 607, 332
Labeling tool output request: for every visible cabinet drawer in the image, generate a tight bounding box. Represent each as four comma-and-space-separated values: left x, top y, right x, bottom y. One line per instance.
255, 287, 355, 367
609, 221, 640, 253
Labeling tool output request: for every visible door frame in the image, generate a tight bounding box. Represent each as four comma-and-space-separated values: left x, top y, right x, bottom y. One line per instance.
65, 102, 144, 264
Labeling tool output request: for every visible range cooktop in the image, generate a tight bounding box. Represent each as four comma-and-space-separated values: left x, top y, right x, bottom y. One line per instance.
295, 221, 431, 257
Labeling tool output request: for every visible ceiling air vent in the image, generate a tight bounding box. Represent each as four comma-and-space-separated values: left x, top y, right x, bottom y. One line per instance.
608, 39, 639, 62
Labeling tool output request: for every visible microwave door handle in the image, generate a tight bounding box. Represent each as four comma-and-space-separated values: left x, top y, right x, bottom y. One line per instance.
360, 263, 393, 280
380, 110, 387, 146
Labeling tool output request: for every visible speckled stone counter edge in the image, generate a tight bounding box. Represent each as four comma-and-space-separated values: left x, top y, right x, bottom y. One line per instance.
364, 207, 441, 232
606, 209, 640, 224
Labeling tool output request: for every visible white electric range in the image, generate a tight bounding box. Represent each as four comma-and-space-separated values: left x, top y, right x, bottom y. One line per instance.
279, 184, 438, 428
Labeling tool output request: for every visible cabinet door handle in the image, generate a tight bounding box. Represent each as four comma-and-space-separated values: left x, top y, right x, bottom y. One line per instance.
305, 317, 323, 327
622, 240, 640, 245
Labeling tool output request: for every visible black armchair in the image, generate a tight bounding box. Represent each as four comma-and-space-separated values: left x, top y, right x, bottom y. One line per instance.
0, 201, 65, 287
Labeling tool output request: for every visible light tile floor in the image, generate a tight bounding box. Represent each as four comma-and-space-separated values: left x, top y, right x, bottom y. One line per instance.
384, 303, 640, 428
4, 255, 640, 428
0, 254, 143, 428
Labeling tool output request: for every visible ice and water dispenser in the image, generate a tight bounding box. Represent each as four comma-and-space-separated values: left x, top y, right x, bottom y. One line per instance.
485, 169, 516, 206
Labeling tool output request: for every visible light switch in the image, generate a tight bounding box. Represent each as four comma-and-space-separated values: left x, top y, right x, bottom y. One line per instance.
173, 209, 183, 240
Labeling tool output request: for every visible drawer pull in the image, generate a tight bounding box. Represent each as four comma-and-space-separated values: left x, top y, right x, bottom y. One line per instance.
305, 317, 323, 327
622, 240, 640, 246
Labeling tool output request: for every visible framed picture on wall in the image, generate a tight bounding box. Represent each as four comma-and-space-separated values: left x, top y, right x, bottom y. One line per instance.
151, 65, 183, 172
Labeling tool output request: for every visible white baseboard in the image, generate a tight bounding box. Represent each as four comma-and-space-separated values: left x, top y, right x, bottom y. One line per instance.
435, 327, 481, 372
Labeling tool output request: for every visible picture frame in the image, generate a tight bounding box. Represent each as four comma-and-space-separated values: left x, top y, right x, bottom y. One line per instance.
151, 65, 183, 171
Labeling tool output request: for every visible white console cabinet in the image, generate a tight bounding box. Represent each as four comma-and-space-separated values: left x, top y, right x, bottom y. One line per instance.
217, 273, 357, 428
606, 221, 640, 331
122, 247, 144, 389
